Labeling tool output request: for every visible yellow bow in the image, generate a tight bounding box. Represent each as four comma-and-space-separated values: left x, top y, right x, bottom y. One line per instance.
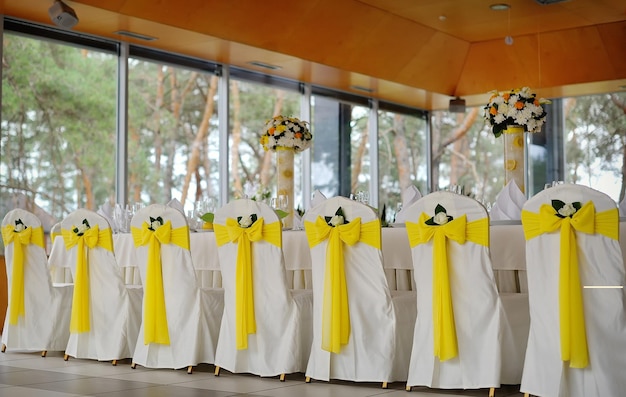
1, 224, 45, 325
131, 220, 190, 345
62, 224, 113, 333
407, 213, 489, 361
214, 217, 281, 349
521, 201, 618, 368
304, 216, 381, 353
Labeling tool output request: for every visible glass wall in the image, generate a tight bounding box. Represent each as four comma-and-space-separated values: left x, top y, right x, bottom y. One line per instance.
127, 56, 220, 214
1, 32, 117, 224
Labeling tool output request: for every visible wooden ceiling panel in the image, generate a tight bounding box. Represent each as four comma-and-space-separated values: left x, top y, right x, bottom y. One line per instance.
1, 0, 624, 110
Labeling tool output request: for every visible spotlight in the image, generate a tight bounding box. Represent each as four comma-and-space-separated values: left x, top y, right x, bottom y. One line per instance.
449, 97, 466, 113
49, 1, 79, 29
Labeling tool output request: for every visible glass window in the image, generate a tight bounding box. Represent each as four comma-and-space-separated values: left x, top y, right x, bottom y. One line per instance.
1, 33, 117, 222
228, 78, 300, 204
127, 58, 220, 214
377, 109, 428, 222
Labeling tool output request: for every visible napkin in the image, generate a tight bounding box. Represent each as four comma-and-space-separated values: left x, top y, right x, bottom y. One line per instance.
395, 185, 422, 223
97, 202, 115, 229
311, 189, 327, 208
167, 198, 184, 214
619, 196, 626, 217
489, 180, 526, 221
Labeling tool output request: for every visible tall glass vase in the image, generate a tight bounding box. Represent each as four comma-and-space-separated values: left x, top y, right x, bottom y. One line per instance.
276, 148, 294, 229
503, 125, 526, 194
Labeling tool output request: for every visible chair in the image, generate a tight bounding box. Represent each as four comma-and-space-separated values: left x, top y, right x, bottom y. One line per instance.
302, 196, 416, 386
60, 209, 142, 364
520, 183, 626, 397
212, 198, 313, 378
130, 204, 224, 373
1, 209, 72, 355
402, 191, 503, 394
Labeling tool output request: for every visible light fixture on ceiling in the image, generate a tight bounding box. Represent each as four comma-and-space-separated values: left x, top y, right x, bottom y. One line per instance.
350, 85, 375, 93
449, 97, 466, 113
247, 61, 282, 70
48, 0, 79, 29
535, 0, 570, 5
114, 30, 158, 41
489, 3, 511, 11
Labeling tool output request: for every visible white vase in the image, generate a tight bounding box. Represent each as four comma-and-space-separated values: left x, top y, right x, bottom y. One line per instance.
503, 125, 526, 193
276, 148, 294, 229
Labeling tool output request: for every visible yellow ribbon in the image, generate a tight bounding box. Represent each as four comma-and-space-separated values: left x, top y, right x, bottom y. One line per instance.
62, 224, 113, 333
521, 201, 618, 368
304, 216, 381, 353
51, 229, 62, 243
131, 220, 190, 345
214, 217, 281, 349
1, 224, 45, 325
406, 213, 489, 361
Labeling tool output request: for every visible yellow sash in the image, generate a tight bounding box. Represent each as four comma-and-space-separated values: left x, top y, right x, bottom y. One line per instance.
214, 217, 282, 349
406, 213, 489, 361
1, 224, 45, 325
304, 216, 381, 353
51, 229, 62, 243
131, 220, 190, 345
62, 224, 113, 333
521, 201, 618, 368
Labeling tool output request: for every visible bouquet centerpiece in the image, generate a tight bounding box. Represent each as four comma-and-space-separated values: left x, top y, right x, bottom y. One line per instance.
484, 87, 550, 138
260, 115, 312, 152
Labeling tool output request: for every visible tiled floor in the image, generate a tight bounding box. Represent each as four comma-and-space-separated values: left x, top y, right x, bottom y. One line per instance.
0, 350, 525, 397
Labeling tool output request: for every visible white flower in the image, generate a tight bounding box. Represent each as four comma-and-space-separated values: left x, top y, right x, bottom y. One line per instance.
14, 223, 26, 232
433, 212, 449, 225
77, 223, 89, 234
558, 203, 577, 217
239, 215, 254, 228
151, 220, 162, 230
329, 215, 345, 226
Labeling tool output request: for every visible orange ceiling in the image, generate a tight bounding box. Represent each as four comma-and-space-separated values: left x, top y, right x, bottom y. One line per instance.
1, 0, 625, 110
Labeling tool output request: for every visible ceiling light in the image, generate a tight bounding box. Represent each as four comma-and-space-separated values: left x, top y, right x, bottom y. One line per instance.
247, 61, 282, 70
449, 97, 466, 113
48, 0, 79, 29
114, 30, 158, 41
490, 3, 511, 11
350, 85, 374, 93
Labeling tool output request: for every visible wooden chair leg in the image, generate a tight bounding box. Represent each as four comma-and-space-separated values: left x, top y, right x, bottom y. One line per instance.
305, 376, 311, 383
187, 365, 193, 374
214, 366, 220, 376
488, 387, 495, 397
382, 382, 388, 389
111, 359, 117, 366
406, 385, 412, 392
63, 354, 69, 361
41, 350, 47, 357
279, 373, 286, 382
131, 362, 137, 369
1, 344, 6, 353
524, 394, 530, 397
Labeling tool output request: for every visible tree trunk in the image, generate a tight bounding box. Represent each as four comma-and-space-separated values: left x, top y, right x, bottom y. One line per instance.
351, 123, 368, 192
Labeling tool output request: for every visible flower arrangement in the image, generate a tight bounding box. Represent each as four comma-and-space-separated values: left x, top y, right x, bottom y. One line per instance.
425, 204, 453, 226
552, 200, 581, 218
260, 115, 312, 152
238, 214, 257, 228
72, 219, 91, 236
148, 216, 163, 231
484, 87, 551, 138
13, 219, 27, 232
325, 207, 348, 227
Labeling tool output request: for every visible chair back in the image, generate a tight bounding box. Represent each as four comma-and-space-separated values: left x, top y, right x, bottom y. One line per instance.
520, 183, 626, 397
401, 191, 502, 389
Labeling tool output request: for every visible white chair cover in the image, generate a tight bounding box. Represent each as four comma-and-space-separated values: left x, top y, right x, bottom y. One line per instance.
303, 196, 415, 382
520, 183, 626, 397
213, 198, 313, 376
1, 209, 72, 352
49, 222, 72, 284
130, 204, 224, 369
402, 191, 503, 389
61, 209, 142, 361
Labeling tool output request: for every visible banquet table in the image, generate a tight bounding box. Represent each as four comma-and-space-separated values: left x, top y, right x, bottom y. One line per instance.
47, 221, 626, 291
